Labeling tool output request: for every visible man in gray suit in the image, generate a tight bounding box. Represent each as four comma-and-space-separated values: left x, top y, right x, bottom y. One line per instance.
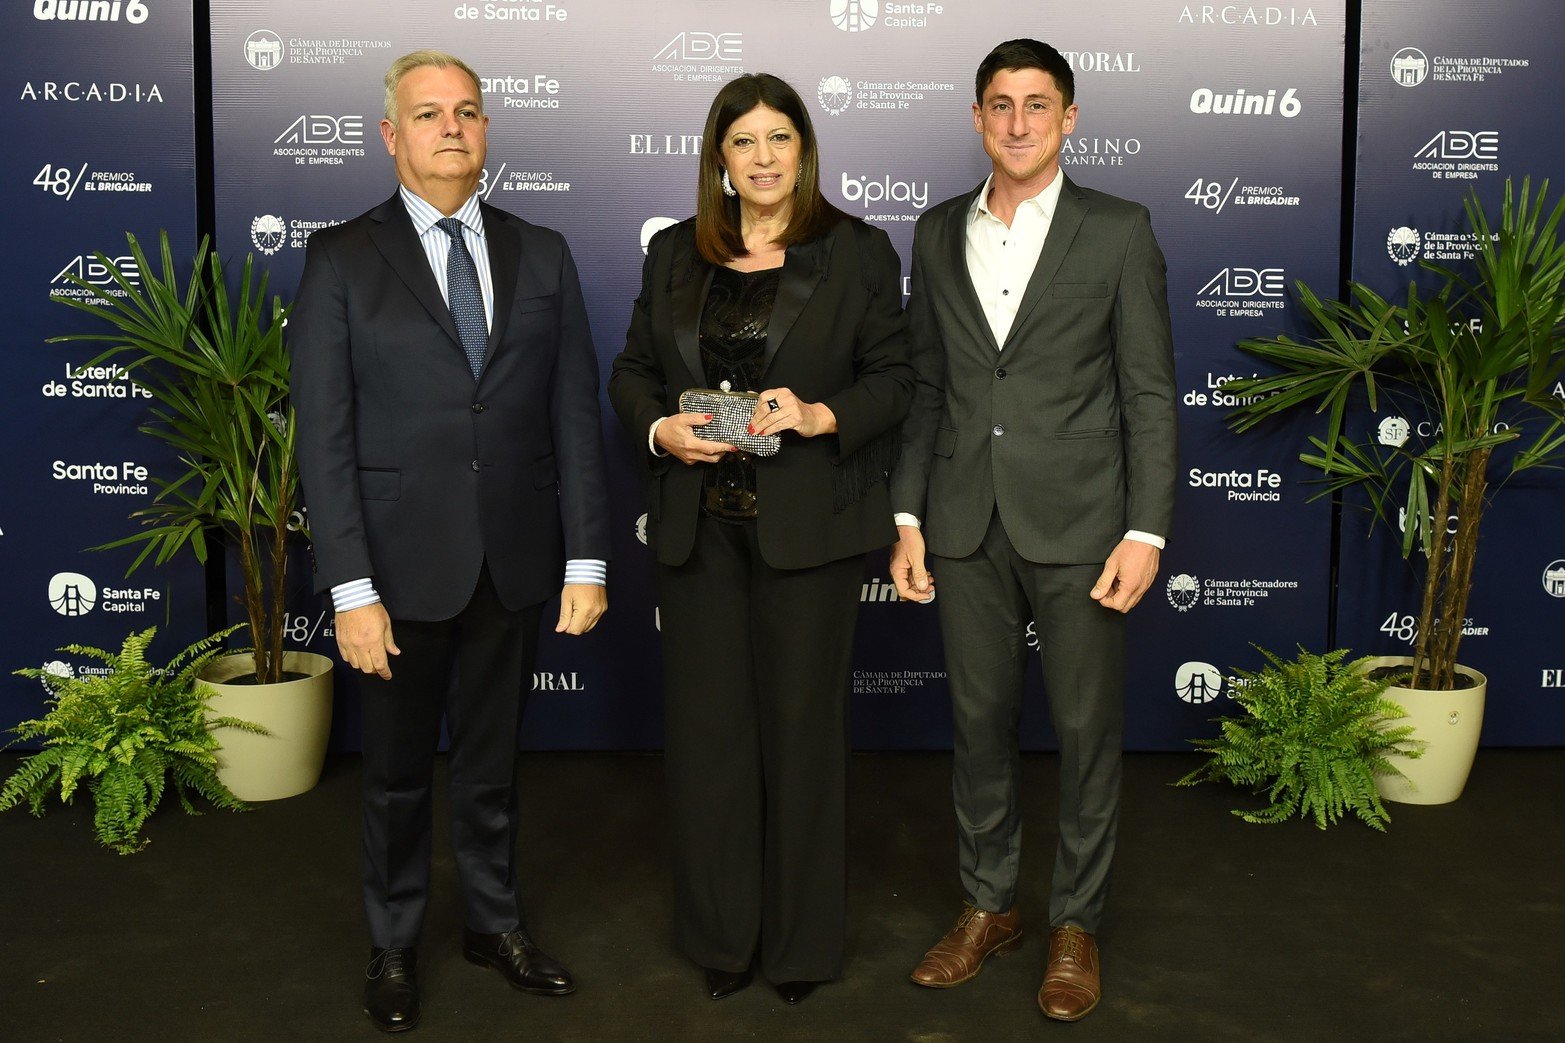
889, 39, 1176, 1022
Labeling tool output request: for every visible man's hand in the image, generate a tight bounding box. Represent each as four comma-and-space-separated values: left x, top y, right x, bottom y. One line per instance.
1090, 539, 1161, 614
655, 412, 736, 465
556, 584, 607, 635
890, 524, 935, 603
336, 602, 400, 679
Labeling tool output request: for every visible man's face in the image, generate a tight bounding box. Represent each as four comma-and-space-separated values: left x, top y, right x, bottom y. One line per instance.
380, 64, 488, 199
972, 67, 1077, 189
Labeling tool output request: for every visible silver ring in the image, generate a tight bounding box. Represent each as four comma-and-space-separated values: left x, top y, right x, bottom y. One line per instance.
766, 398, 780, 411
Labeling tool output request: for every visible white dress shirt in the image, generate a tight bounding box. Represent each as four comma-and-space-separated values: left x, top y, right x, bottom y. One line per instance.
896, 174, 1164, 551
330, 187, 605, 614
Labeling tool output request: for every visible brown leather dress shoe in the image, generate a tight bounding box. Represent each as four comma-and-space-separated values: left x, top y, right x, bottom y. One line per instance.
909, 904, 1022, 987
1038, 925, 1101, 1021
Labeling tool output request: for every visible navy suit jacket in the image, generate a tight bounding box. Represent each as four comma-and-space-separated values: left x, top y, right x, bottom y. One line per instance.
290, 191, 611, 620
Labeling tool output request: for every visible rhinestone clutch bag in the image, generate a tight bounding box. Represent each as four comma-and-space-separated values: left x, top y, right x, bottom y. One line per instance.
677, 388, 781, 457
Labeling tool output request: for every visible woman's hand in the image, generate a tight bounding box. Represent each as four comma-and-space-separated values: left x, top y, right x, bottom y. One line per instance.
655, 412, 736, 465
750, 387, 837, 439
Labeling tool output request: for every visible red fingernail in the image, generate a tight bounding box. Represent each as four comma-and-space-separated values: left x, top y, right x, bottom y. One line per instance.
747, 424, 755, 434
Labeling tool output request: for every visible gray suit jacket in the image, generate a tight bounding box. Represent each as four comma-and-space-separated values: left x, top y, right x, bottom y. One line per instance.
890, 174, 1177, 564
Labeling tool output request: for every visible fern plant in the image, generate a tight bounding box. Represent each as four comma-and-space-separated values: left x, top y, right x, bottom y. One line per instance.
1176, 647, 1422, 831
2, 626, 264, 854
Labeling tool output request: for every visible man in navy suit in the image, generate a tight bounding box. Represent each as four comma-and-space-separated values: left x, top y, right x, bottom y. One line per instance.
290, 49, 611, 1032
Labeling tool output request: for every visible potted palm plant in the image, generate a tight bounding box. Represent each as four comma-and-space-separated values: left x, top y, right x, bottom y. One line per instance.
49, 232, 333, 801
1223, 177, 1565, 804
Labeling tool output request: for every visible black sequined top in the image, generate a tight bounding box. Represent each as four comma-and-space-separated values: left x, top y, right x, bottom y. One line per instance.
698, 265, 781, 520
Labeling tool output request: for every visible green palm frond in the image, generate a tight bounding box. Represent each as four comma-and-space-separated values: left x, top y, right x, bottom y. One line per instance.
1222, 178, 1565, 689
49, 231, 300, 684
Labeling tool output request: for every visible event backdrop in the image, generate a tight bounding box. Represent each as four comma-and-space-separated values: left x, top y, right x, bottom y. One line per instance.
3, 2, 1557, 752
1, 2, 206, 740
204, 0, 1342, 751
1342, 0, 1565, 744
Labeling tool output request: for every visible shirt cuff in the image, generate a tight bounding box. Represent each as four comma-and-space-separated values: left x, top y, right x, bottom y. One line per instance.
647, 417, 670, 457
331, 577, 380, 613
1124, 530, 1166, 550
564, 559, 607, 586
894, 513, 922, 529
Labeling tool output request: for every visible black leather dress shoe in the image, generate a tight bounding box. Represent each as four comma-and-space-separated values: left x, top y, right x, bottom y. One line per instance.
463, 928, 576, 995
702, 966, 753, 1000
775, 980, 817, 1004
363, 947, 420, 1032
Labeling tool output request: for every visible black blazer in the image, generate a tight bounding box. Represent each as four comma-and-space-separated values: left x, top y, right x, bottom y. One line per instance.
609, 216, 913, 570
890, 176, 1178, 564
289, 192, 611, 620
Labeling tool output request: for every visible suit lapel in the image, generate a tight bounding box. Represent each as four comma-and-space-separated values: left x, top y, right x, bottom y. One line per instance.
946, 183, 1001, 355
763, 234, 827, 373
669, 230, 712, 386
1000, 174, 1087, 355
482, 205, 520, 371
367, 193, 461, 349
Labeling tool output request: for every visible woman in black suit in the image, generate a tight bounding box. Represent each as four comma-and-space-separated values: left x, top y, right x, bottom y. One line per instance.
609, 73, 912, 1005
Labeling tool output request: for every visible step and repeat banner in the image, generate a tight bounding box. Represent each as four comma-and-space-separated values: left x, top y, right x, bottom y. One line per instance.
1344, 0, 1565, 744
204, 0, 1341, 751
9, 2, 1550, 752
1, 4, 206, 740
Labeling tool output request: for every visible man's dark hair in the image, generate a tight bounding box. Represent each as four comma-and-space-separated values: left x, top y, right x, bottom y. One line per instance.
975, 39, 1074, 108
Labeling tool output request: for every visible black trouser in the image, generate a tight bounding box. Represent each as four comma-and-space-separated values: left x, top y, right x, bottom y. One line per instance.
358, 563, 542, 949
657, 514, 864, 982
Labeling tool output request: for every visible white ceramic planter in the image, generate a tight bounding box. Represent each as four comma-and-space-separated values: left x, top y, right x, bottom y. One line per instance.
1362, 655, 1486, 806
202, 651, 334, 802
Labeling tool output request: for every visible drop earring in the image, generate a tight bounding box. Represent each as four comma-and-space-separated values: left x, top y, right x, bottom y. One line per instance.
721, 169, 737, 197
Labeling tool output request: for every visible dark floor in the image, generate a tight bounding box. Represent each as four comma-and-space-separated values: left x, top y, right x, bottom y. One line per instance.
1, 749, 1561, 1042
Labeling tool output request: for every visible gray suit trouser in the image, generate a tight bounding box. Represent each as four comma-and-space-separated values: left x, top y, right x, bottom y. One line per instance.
931, 510, 1125, 932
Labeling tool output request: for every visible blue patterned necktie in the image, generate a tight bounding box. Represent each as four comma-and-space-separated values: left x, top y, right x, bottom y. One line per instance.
437, 217, 487, 379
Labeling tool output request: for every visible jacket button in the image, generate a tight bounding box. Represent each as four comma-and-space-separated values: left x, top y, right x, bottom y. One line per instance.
471, 403, 485, 413
992, 424, 1005, 437
471, 460, 480, 472
995, 368, 1007, 379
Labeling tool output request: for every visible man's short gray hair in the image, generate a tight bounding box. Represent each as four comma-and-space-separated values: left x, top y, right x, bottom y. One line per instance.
384, 50, 483, 121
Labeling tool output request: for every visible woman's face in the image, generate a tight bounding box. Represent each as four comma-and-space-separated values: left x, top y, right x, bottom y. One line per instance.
719, 103, 800, 213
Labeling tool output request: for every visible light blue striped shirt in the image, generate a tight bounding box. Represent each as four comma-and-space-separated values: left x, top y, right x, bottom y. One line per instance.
398, 185, 496, 331
330, 186, 605, 614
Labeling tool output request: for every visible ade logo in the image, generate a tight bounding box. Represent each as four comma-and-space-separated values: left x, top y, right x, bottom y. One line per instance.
276, 115, 364, 146
1198, 267, 1285, 297
654, 32, 741, 62
1415, 131, 1498, 161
